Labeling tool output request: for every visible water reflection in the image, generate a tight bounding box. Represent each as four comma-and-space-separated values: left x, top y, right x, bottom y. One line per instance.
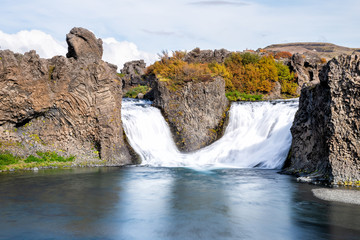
0, 167, 360, 240
291, 183, 360, 240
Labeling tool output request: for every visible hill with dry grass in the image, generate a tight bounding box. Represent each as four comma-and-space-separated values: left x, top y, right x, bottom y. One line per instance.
263, 42, 359, 60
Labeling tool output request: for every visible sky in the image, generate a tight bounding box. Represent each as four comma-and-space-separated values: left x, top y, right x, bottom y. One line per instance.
0, 0, 359, 69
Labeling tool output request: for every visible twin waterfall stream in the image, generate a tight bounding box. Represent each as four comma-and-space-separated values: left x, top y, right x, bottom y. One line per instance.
121, 99, 299, 169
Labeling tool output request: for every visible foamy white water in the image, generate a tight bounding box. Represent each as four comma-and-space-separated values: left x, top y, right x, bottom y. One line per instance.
121, 98, 298, 169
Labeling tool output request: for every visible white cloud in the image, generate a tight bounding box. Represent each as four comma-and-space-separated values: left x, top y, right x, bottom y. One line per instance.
102, 38, 157, 69
0, 30, 67, 58
0, 29, 157, 70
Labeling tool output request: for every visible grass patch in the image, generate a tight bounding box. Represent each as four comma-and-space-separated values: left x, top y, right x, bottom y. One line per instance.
125, 85, 150, 98
226, 91, 263, 101
117, 73, 125, 78
0, 151, 75, 171
0, 153, 21, 166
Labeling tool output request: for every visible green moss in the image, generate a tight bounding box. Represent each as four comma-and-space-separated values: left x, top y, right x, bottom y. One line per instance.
49, 65, 55, 81
117, 73, 125, 78
226, 90, 263, 101
0, 151, 75, 170
125, 85, 150, 98
0, 153, 20, 166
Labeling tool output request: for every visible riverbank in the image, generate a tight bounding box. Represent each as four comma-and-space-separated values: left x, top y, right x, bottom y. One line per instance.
312, 188, 360, 205
0, 151, 110, 173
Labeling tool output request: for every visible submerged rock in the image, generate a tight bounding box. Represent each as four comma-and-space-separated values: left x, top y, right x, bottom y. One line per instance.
285, 54, 360, 186
0, 27, 131, 165
152, 76, 229, 152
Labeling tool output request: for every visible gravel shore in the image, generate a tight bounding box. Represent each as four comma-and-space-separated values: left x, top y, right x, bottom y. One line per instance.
312, 188, 360, 205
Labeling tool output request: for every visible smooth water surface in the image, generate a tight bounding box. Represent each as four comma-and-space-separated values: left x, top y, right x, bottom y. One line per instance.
1, 167, 359, 240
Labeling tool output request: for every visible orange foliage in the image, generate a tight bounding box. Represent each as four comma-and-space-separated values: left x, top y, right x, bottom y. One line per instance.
146, 50, 298, 96
274, 51, 292, 59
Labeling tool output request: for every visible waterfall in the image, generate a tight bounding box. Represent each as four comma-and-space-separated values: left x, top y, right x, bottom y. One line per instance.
121, 98, 298, 169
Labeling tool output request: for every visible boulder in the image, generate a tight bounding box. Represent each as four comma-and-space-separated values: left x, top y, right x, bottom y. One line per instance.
152, 76, 229, 152
0, 28, 131, 165
184, 48, 231, 63
285, 54, 360, 185
120, 60, 147, 91
288, 53, 325, 94
66, 27, 103, 61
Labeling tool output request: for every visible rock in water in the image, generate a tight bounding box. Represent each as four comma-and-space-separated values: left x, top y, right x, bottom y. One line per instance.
152, 76, 229, 152
0, 27, 131, 165
286, 54, 360, 185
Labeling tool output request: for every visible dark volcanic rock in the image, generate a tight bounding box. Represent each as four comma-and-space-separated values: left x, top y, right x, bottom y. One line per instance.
152, 77, 229, 152
286, 54, 360, 185
184, 48, 231, 64
0, 28, 131, 165
288, 53, 325, 94
66, 27, 103, 61
121, 60, 147, 91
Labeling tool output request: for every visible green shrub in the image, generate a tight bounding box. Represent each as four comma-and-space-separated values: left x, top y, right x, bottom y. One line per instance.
125, 85, 150, 98
24, 155, 43, 163
35, 151, 75, 162
0, 153, 20, 166
226, 90, 263, 101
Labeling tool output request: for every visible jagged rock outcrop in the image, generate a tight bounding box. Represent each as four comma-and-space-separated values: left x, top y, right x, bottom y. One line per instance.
152, 77, 229, 152
66, 27, 103, 61
120, 60, 147, 91
184, 48, 231, 64
0, 27, 132, 165
288, 53, 325, 94
285, 54, 360, 185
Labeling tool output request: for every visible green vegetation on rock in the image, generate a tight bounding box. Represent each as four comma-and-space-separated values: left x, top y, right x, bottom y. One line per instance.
0, 151, 75, 171
125, 85, 150, 98
225, 91, 263, 101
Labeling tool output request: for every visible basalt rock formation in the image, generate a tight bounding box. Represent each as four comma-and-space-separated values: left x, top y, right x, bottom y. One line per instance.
184, 48, 231, 64
152, 76, 229, 152
285, 54, 360, 185
287, 53, 326, 94
0, 27, 132, 165
120, 60, 147, 92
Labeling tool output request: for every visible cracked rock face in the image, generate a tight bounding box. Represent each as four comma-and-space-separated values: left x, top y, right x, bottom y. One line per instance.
152, 76, 229, 152
286, 54, 360, 185
66, 27, 103, 61
0, 28, 131, 165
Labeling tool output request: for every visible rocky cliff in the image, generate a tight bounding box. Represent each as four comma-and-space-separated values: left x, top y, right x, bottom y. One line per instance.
184, 48, 231, 64
120, 60, 147, 91
0, 27, 132, 165
152, 76, 229, 152
287, 53, 326, 94
285, 54, 360, 185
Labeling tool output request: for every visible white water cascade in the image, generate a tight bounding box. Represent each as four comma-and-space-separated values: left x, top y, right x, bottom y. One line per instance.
121, 99, 299, 169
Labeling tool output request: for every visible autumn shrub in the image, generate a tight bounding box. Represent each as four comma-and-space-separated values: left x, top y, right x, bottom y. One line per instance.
275, 62, 297, 95
274, 51, 292, 59
145, 51, 212, 84
146, 50, 298, 99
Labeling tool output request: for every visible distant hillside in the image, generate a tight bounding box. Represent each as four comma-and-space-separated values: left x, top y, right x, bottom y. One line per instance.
263, 42, 360, 60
